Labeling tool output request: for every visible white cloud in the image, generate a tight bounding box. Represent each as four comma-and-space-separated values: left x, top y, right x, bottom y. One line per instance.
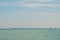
21, 3, 60, 7
0, 1, 60, 7
32, 0, 54, 2
32, 12, 60, 16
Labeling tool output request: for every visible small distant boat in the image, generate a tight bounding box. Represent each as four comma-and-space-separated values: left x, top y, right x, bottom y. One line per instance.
49, 26, 52, 31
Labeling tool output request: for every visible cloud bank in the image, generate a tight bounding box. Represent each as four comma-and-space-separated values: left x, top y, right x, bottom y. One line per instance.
21, 3, 60, 7
0, 0, 60, 7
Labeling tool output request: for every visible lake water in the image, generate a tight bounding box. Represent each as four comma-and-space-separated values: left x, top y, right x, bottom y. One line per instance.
0, 28, 60, 40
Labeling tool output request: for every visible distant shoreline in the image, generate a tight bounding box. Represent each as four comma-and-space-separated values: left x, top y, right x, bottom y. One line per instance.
0, 28, 60, 30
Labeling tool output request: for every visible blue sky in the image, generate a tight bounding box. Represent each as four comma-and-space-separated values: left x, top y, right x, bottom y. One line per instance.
0, 0, 60, 28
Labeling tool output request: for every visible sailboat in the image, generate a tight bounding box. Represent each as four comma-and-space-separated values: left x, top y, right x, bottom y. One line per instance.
49, 26, 52, 31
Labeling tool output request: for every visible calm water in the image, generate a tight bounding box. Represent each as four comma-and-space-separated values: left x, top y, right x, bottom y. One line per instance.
0, 28, 60, 40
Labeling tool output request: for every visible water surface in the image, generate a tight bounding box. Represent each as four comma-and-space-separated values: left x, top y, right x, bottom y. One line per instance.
0, 28, 60, 40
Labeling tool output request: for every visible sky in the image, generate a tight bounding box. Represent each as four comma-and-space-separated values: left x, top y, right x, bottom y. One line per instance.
0, 0, 60, 28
